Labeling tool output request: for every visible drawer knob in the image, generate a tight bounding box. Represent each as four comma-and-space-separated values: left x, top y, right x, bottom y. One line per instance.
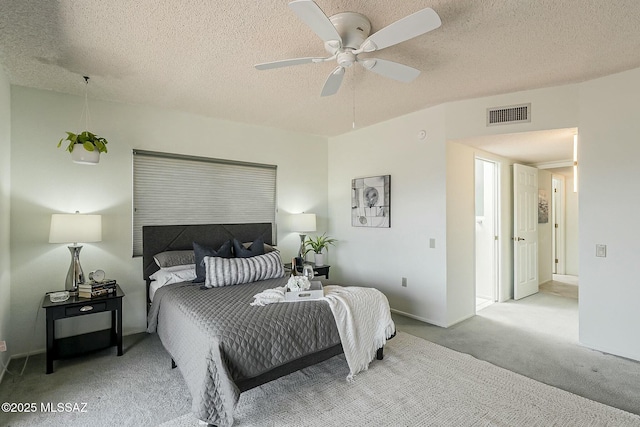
80, 306, 94, 312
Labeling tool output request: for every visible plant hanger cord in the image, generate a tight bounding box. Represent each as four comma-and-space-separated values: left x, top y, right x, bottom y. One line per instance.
79, 75, 91, 132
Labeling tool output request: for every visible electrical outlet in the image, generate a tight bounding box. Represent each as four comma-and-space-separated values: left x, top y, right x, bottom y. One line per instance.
401, 277, 407, 287
429, 238, 436, 249
0, 340, 6, 352
596, 244, 607, 257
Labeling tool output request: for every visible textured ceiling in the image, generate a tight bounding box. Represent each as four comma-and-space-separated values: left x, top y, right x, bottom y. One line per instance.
1, 0, 639, 138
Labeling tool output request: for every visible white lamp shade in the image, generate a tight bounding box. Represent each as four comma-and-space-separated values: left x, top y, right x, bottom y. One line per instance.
49, 213, 102, 244
290, 213, 317, 233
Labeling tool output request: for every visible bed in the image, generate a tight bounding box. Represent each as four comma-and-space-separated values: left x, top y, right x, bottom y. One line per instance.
145, 223, 377, 426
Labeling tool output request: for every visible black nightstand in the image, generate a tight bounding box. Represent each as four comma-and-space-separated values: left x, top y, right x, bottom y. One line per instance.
284, 262, 331, 279
42, 284, 125, 374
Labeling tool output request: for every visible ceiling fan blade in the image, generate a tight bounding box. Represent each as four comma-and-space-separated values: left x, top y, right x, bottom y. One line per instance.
255, 57, 324, 70
358, 58, 420, 83
288, 0, 342, 45
320, 66, 345, 97
359, 8, 441, 53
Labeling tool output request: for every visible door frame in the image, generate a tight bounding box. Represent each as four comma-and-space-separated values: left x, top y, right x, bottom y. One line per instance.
475, 156, 500, 307
552, 175, 566, 275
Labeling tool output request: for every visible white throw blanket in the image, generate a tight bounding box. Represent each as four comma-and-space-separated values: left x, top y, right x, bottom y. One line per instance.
249, 286, 286, 306
321, 285, 395, 381
250, 284, 396, 380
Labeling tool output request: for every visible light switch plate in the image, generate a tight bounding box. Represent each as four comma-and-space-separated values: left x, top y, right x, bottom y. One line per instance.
596, 244, 607, 257
429, 238, 436, 249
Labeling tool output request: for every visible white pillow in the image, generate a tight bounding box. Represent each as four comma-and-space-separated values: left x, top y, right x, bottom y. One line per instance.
159, 263, 196, 273
149, 267, 196, 287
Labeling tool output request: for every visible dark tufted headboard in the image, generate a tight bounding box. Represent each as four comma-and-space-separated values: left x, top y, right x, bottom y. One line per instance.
142, 223, 273, 283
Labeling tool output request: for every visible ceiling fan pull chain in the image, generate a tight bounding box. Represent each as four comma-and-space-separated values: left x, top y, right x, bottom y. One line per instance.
352, 69, 356, 129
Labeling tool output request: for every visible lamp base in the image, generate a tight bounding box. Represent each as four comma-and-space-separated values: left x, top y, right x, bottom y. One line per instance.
298, 234, 307, 262
65, 245, 85, 292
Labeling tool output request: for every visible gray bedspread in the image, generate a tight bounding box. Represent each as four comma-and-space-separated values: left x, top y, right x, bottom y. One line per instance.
147, 277, 341, 426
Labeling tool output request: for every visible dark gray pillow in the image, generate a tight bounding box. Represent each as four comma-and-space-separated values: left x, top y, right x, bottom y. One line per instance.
193, 240, 233, 283
233, 237, 265, 258
154, 250, 195, 269
242, 241, 277, 254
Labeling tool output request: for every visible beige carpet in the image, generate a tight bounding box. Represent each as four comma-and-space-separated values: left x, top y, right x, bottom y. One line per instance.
162, 332, 640, 426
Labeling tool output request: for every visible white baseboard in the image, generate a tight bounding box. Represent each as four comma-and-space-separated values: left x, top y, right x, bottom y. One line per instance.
390, 308, 447, 328
446, 312, 475, 328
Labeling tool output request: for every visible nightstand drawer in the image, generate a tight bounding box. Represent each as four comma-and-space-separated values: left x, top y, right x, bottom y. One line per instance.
65, 302, 107, 316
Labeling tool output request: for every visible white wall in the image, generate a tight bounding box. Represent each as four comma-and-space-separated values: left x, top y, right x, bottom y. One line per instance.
7, 67, 640, 363
445, 84, 580, 141
0, 66, 11, 377
327, 105, 449, 326
564, 175, 579, 275
578, 67, 640, 361
9, 86, 329, 355
446, 142, 475, 324
538, 169, 553, 283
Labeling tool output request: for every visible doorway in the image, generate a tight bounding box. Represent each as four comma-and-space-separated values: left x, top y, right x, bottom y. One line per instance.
542, 170, 579, 299
475, 158, 498, 311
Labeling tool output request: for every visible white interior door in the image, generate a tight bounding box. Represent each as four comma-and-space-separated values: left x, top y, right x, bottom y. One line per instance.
513, 164, 539, 299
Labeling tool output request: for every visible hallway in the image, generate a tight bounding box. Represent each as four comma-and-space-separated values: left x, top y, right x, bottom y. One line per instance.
540, 274, 578, 299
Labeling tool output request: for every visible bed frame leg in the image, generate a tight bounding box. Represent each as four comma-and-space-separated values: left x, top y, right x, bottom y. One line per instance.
171, 358, 177, 369
376, 347, 384, 360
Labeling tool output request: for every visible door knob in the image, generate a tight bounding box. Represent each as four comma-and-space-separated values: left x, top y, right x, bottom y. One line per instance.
517, 237, 525, 241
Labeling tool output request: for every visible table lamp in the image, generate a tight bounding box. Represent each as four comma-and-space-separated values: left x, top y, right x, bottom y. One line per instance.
49, 212, 102, 293
290, 213, 316, 263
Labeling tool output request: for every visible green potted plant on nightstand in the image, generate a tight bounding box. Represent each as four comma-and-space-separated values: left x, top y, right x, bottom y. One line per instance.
303, 233, 337, 267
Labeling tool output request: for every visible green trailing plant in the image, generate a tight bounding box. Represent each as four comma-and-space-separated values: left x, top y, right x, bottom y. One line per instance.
303, 233, 337, 255
58, 131, 108, 153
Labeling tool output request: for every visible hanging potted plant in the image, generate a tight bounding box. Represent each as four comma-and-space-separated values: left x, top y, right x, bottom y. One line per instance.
303, 233, 337, 267
58, 131, 108, 165
56, 76, 109, 165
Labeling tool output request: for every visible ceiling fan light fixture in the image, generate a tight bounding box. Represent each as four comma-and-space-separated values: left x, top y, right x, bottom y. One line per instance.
337, 51, 356, 67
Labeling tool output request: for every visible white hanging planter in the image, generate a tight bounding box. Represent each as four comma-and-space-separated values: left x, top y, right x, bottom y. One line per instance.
57, 77, 109, 165
71, 145, 100, 165
314, 253, 325, 266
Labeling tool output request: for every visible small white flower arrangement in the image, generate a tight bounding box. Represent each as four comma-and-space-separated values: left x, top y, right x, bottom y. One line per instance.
287, 275, 311, 291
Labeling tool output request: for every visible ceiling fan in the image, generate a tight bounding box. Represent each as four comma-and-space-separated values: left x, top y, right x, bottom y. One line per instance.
255, 0, 442, 97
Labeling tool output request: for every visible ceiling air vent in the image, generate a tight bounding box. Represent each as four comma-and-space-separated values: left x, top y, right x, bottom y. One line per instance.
486, 103, 531, 126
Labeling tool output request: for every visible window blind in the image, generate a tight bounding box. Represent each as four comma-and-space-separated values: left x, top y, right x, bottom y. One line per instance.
132, 150, 277, 256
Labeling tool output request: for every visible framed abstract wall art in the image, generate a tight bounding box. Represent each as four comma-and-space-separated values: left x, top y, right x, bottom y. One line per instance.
538, 189, 549, 224
351, 175, 390, 228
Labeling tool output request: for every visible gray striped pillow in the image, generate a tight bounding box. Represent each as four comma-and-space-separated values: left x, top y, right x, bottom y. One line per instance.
204, 251, 284, 288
